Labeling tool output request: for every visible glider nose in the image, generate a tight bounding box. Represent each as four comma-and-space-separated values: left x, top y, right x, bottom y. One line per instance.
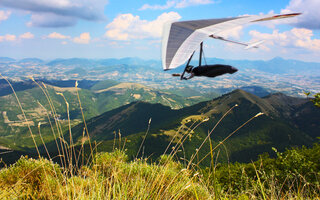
230, 66, 238, 74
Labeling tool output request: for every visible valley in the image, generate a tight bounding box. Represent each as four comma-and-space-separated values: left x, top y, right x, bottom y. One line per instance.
0, 77, 318, 165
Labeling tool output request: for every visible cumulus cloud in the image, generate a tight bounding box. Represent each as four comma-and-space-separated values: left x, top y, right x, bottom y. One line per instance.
47, 32, 70, 39
19, 32, 34, 39
249, 28, 320, 51
176, 0, 214, 8
46, 32, 90, 44
105, 12, 181, 40
139, 1, 175, 10
73, 32, 90, 44
0, 32, 35, 42
139, 0, 214, 10
281, 0, 320, 29
0, 10, 11, 22
0, 0, 108, 27
0, 34, 16, 42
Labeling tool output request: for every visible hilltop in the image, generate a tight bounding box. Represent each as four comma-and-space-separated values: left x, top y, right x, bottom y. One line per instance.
0, 79, 211, 163
0, 78, 318, 165
69, 89, 319, 164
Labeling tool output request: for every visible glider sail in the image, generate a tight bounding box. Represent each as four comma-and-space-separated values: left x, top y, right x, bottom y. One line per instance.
162, 13, 301, 71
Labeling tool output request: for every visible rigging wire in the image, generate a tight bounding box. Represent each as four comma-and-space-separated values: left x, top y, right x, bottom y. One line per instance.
202, 49, 207, 65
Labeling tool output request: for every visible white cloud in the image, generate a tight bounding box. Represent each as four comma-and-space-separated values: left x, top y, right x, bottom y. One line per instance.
0, 34, 16, 42
139, 1, 175, 10
139, 0, 214, 10
105, 12, 181, 41
0, 32, 35, 42
281, 0, 320, 29
176, 0, 214, 8
249, 28, 320, 51
0, 10, 11, 22
73, 32, 90, 44
0, 0, 108, 27
19, 32, 34, 39
47, 32, 70, 39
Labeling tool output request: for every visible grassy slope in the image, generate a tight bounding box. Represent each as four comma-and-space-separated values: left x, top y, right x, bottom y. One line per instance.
0, 81, 210, 159
70, 89, 317, 165
0, 143, 319, 199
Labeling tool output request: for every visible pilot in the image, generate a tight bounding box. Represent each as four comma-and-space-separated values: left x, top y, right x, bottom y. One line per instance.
183, 64, 238, 80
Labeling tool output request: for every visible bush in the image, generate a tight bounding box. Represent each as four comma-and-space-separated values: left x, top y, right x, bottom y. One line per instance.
204, 143, 320, 198
0, 156, 63, 199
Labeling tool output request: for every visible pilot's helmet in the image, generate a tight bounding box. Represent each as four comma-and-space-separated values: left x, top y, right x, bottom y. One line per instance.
185, 65, 193, 73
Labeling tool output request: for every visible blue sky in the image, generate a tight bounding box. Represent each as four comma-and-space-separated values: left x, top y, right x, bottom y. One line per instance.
0, 0, 319, 62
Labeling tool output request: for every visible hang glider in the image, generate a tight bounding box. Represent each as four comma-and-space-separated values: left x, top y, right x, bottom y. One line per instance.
162, 13, 301, 71
209, 35, 265, 50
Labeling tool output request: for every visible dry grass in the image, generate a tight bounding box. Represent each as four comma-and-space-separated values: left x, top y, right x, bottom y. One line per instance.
0, 75, 319, 199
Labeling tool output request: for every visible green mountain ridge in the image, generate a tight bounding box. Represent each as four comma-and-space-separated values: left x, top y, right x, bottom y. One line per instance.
0, 80, 210, 155
0, 79, 318, 165
69, 89, 318, 164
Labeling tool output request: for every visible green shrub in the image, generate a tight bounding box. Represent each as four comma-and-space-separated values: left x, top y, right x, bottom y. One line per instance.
204, 143, 320, 198
0, 156, 63, 199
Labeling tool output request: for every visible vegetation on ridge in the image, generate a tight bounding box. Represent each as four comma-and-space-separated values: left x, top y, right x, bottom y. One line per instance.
0, 76, 319, 199
0, 143, 319, 199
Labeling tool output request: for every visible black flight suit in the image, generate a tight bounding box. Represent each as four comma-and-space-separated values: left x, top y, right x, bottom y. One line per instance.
192, 64, 238, 78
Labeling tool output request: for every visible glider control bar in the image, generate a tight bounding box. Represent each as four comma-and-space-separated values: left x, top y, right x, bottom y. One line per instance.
209, 34, 264, 49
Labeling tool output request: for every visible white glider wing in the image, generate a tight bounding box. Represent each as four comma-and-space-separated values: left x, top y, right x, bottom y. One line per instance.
162, 13, 301, 71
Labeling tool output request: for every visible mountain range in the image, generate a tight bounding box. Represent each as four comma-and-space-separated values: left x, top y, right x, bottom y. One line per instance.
68, 89, 318, 164
0, 79, 213, 162
0, 77, 318, 165
1, 56, 319, 75
1, 56, 319, 98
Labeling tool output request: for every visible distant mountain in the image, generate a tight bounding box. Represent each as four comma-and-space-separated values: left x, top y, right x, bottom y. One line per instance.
70, 89, 318, 164
19, 58, 44, 64
206, 57, 320, 75
2, 56, 319, 75
0, 57, 15, 63
97, 57, 160, 69
46, 57, 161, 70
47, 58, 95, 68
1, 56, 319, 97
